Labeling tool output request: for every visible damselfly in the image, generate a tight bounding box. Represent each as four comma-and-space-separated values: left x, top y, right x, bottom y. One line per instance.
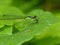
0, 15, 38, 23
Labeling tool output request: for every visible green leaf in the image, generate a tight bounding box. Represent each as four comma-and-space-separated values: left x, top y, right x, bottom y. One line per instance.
54, 12, 60, 20
46, 21, 60, 37
30, 37, 60, 45
10, 30, 33, 45
27, 9, 58, 36
0, 25, 12, 35
0, 0, 12, 15
30, 21, 60, 45
0, 35, 10, 45
0, 25, 4, 28
0, 29, 33, 45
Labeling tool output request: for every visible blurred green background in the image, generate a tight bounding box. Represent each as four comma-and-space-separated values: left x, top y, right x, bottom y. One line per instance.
12, 0, 60, 13
0, 0, 60, 14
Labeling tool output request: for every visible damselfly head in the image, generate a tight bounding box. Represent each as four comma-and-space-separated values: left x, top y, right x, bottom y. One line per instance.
27, 16, 38, 23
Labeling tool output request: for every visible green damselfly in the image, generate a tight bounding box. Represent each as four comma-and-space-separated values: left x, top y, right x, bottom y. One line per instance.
0, 15, 38, 23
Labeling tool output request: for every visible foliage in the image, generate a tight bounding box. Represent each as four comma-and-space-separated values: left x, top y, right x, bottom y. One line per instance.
0, 0, 60, 45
